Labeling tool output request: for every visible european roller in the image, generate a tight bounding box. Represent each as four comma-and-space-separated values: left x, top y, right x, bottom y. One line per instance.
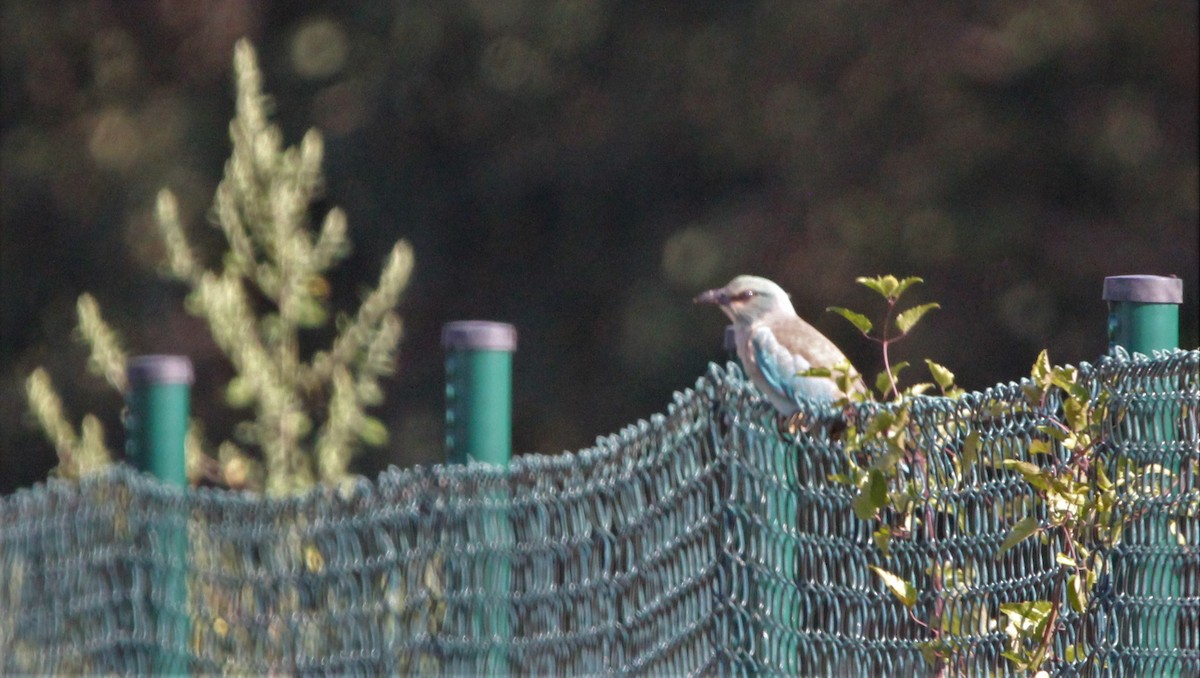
695, 275, 864, 415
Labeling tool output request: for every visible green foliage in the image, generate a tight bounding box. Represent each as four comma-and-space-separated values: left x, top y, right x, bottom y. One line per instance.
826, 276, 949, 401
24, 40, 413, 495
823, 277, 1158, 674
992, 349, 1142, 671
24, 365, 111, 480
868, 565, 917, 608
817, 275, 966, 669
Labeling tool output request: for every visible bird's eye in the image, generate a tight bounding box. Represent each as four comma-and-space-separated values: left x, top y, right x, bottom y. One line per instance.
731, 291, 756, 302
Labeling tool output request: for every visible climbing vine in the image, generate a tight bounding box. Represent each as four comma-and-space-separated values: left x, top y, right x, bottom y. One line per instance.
815, 275, 1175, 674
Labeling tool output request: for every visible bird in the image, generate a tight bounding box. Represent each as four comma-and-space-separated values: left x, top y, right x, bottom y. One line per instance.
694, 275, 864, 416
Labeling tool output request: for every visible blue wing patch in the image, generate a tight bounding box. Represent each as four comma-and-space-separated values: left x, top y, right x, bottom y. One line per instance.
750, 326, 807, 403
750, 326, 840, 403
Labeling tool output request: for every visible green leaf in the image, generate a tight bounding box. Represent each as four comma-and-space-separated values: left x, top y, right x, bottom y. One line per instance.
960, 431, 981, 475
1021, 382, 1045, 407
865, 411, 896, 438
1050, 367, 1089, 402
827, 306, 873, 334
892, 276, 925, 299
1063, 397, 1090, 432
1067, 573, 1090, 613
857, 275, 900, 298
1109, 522, 1125, 546
925, 359, 955, 390
853, 469, 889, 520
871, 449, 905, 473
895, 302, 940, 335
919, 641, 944, 667
1001, 651, 1031, 670
904, 382, 935, 396
997, 516, 1040, 557
873, 525, 892, 557
1055, 552, 1077, 568
999, 600, 1053, 637
1039, 424, 1069, 443
1003, 459, 1049, 491
831, 360, 863, 398
874, 361, 909, 395
1028, 439, 1054, 456
868, 565, 918, 608
1033, 349, 1051, 376
1063, 643, 1089, 664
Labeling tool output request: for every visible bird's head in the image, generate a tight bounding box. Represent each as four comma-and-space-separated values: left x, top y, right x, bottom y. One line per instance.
694, 275, 796, 325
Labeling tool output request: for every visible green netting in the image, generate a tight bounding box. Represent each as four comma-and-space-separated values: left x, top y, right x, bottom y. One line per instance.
2, 350, 1197, 675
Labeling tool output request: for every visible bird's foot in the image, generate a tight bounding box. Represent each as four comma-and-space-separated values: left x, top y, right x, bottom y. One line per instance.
830, 403, 858, 439
780, 411, 815, 438
779, 404, 858, 441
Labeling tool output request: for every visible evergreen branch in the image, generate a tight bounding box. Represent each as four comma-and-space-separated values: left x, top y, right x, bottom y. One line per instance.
76, 293, 128, 393
363, 312, 404, 381
354, 312, 403, 407
311, 207, 349, 271
316, 366, 360, 484
213, 180, 258, 278
305, 242, 413, 388
76, 415, 112, 477
25, 369, 81, 461
192, 272, 277, 392
25, 369, 113, 478
155, 189, 201, 282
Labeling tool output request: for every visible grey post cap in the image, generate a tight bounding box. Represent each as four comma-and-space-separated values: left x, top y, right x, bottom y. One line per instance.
442, 321, 518, 351
1102, 275, 1183, 304
127, 355, 195, 386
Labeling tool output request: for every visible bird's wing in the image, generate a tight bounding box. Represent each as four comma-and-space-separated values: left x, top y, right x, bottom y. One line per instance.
752, 316, 861, 401
749, 324, 807, 403
764, 314, 851, 369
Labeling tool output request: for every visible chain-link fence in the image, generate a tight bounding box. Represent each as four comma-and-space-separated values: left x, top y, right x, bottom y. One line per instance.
2, 350, 1197, 675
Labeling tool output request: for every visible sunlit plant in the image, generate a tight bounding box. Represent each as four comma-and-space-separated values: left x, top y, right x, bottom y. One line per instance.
25, 39, 413, 495
818, 275, 1169, 674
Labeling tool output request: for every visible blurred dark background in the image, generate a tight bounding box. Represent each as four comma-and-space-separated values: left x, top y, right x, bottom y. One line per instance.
2, 0, 1196, 494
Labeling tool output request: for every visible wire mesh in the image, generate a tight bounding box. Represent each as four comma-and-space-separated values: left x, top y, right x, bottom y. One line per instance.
2, 350, 1197, 675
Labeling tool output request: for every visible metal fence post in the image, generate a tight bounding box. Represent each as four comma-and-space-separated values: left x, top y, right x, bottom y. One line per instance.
443, 321, 517, 466
126, 355, 192, 675
1102, 275, 1183, 671
127, 355, 192, 487
1103, 275, 1182, 354
443, 321, 516, 674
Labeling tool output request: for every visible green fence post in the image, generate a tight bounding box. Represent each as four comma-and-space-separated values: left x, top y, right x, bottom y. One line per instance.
443, 321, 516, 674
1103, 275, 1182, 355
126, 355, 192, 676
1102, 275, 1183, 672
443, 321, 517, 466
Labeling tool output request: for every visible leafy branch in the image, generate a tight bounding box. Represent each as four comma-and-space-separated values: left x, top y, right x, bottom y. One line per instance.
811, 276, 969, 672
813, 276, 1170, 675
836, 320, 1165, 673
990, 351, 1149, 673
828, 275, 947, 401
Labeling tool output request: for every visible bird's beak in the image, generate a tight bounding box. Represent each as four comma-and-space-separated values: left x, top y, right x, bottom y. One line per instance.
693, 288, 726, 305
